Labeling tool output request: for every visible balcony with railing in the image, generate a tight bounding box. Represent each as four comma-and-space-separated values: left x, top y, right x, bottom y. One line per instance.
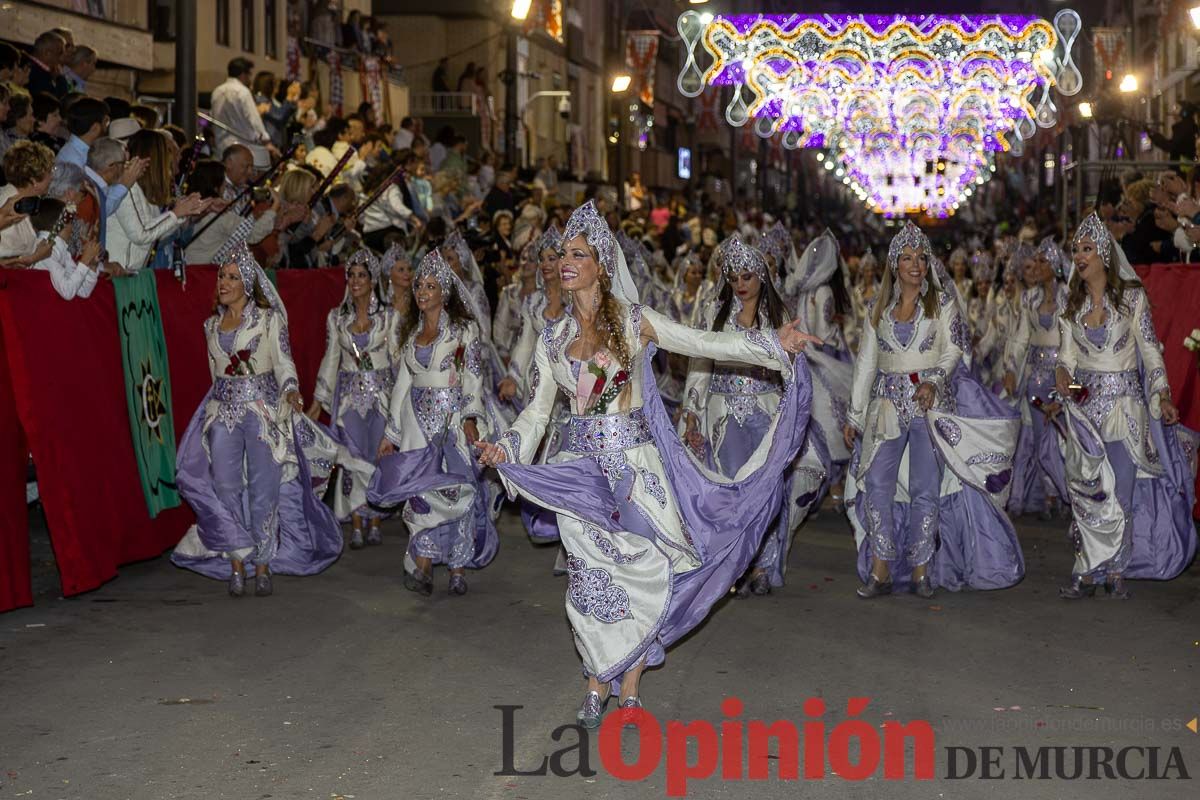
408, 92, 482, 117
2, 0, 154, 70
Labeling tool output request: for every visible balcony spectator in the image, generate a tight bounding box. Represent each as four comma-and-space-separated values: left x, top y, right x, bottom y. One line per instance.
28, 197, 102, 300
457, 62, 477, 92
27, 31, 69, 99
211, 57, 278, 172
30, 93, 63, 151
106, 129, 205, 272
0, 140, 56, 259
56, 95, 108, 170
62, 45, 96, 94
393, 116, 415, 151
50, 27, 75, 61
473, 66, 494, 148
432, 58, 451, 93
343, 9, 366, 52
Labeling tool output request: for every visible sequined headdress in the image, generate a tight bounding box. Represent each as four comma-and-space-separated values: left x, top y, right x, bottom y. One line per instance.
1005, 241, 1036, 277
969, 249, 995, 283
788, 228, 840, 294
346, 247, 383, 283
561, 200, 639, 304
563, 200, 618, 277
1072, 212, 1112, 270
1036, 236, 1067, 278
536, 224, 562, 256
1069, 212, 1137, 284
444, 228, 484, 285
885, 221, 932, 274
416, 248, 459, 296
224, 242, 287, 321
720, 236, 769, 282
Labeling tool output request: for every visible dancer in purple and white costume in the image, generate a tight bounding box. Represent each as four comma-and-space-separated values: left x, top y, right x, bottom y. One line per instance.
308, 248, 400, 548
681, 237, 824, 595
172, 245, 369, 596
371, 249, 498, 596
476, 200, 820, 729
1003, 237, 1069, 519
844, 222, 1025, 599
788, 229, 854, 507
497, 226, 571, 551
1054, 213, 1197, 599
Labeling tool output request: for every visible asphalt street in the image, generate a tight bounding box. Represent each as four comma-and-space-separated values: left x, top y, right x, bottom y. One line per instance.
1, 503, 1198, 800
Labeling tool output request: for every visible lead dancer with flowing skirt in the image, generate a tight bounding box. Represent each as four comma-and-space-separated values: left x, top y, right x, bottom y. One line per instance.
1054, 213, 1197, 599
844, 222, 1025, 599
476, 201, 820, 727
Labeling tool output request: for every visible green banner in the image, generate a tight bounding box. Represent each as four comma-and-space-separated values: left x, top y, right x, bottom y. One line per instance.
114, 271, 181, 517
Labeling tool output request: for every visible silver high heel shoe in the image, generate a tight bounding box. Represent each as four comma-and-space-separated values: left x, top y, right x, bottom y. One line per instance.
912, 575, 935, 599
254, 571, 273, 597
365, 526, 382, 546
856, 574, 893, 599
349, 528, 365, 550
577, 690, 610, 729
228, 570, 246, 598
1058, 575, 1097, 599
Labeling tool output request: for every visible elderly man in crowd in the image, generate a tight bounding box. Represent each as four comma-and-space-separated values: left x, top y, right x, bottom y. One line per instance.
26, 31, 70, 98
63, 46, 98, 94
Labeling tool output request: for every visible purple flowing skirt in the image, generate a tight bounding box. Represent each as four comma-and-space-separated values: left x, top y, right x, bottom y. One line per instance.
851, 365, 1026, 591
366, 433, 499, 570
498, 345, 811, 676
1066, 405, 1198, 580
171, 394, 344, 579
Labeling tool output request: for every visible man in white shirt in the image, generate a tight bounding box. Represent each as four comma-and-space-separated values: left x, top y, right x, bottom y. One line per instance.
210, 58, 279, 172
393, 116, 415, 151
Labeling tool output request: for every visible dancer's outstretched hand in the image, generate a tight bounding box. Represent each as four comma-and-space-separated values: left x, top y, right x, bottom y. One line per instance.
475, 440, 508, 467
778, 320, 824, 354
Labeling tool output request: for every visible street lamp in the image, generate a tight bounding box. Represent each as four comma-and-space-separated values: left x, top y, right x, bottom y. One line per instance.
1119, 74, 1139, 93
611, 74, 632, 93
1190, 6, 1200, 28
1078, 101, 1093, 118
511, 0, 532, 20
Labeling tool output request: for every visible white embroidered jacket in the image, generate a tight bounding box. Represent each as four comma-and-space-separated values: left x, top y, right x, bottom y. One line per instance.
313, 306, 401, 427
848, 291, 965, 440
203, 305, 299, 465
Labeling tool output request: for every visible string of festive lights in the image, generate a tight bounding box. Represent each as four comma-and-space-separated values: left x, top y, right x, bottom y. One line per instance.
677, 10, 1082, 217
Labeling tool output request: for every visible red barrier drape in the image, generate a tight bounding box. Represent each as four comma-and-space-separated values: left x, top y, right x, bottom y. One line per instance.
0, 268, 344, 611
0, 316, 31, 611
